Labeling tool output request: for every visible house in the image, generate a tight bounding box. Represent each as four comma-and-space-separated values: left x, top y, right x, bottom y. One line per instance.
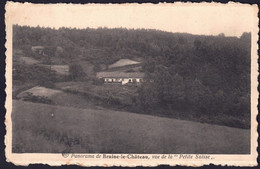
96, 71, 145, 85
50, 65, 69, 76
31, 46, 45, 54
39, 64, 69, 76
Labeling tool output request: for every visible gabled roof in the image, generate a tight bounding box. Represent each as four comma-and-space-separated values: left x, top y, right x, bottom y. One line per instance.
97, 71, 145, 78
109, 59, 141, 69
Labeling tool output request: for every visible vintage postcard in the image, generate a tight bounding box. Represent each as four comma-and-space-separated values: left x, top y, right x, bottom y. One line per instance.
4, 2, 258, 167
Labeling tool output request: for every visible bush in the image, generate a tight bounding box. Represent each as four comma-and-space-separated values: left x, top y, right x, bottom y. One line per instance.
69, 64, 86, 81
38, 80, 55, 88
92, 78, 104, 86
23, 93, 54, 105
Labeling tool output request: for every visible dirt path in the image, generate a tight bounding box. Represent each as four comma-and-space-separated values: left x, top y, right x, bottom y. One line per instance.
12, 100, 250, 154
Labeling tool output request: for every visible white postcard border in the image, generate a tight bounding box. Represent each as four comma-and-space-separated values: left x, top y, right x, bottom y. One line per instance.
4, 2, 259, 167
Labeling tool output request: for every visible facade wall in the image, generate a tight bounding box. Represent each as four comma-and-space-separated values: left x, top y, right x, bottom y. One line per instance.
122, 78, 129, 85
103, 77, 143, 85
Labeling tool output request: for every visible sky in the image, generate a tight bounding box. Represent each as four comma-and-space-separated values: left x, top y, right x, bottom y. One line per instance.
6, 2, 257, 37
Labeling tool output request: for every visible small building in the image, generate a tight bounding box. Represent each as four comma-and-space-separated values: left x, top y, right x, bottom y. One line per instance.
31, 46, 44, 54
96, 72, 145, 85
50, 65, 69, 76
39, 64, 69, 76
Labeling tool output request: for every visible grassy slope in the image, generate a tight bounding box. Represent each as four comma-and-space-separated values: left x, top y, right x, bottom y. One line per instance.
12, 100, 250, 154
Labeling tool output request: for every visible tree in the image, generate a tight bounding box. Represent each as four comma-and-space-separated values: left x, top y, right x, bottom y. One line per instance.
93, 64, 101, 72
187, 78, 212, 114
69, 64, 85, 81
137, 82, 160, 112
218, 33, 225, 37
193, 38, 202, 50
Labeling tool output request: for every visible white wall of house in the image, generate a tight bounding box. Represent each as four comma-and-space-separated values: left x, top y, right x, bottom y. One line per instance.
122, 78, 129, 85
103, 77, 142, 85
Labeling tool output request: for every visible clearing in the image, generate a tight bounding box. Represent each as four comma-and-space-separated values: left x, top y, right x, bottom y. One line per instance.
12, 100, 250, 154
17, 86, 62, 99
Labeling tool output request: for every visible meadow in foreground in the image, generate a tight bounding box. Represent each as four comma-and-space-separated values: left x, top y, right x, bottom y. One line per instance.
12, 100, 250, 154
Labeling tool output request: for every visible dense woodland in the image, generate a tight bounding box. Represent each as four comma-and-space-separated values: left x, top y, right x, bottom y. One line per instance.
13, 25, 251, 128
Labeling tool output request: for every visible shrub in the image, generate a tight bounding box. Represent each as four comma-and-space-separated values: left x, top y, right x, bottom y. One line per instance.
69, 64, 86, 81
92, 78, 104, 86
23, 93, 54, 105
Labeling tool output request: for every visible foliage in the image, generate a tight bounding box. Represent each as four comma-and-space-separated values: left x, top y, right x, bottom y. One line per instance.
92, 78, 104, 86
23, 93, 54, 104
13, 64, 56, 83
69, 64, 86, 81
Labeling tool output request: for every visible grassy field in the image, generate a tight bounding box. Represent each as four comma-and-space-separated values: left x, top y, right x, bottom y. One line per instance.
12, 100, 250, 154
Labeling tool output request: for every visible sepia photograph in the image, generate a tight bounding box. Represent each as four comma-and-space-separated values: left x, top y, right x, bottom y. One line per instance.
5, 2, 258, 166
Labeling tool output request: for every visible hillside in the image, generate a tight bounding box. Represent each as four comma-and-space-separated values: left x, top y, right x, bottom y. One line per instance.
13, 25, 251, 129
12, 100, 250, 154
